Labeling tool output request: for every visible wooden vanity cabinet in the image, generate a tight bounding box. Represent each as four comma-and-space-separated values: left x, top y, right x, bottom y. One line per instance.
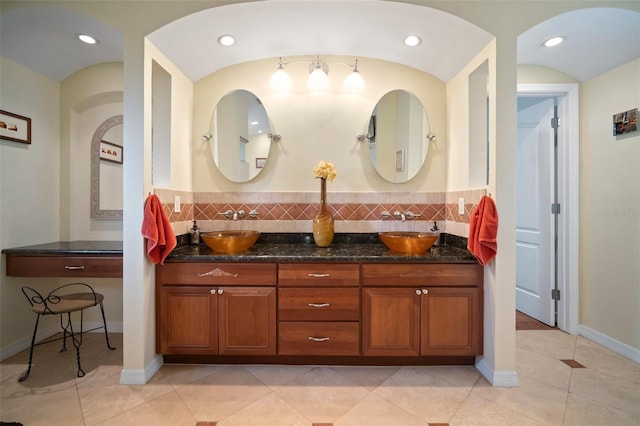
156, 262, 277, 356
277, 263, 360, 356
362, 263, 482, 357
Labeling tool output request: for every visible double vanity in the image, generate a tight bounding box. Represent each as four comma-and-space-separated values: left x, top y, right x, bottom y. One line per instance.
157, 233, 483, 366
3, 234, 483, 366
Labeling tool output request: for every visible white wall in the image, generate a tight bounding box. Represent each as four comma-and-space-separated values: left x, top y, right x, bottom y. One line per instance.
580, 58, 640, 351
192, 56, 447, 193
0, 57, 63, 353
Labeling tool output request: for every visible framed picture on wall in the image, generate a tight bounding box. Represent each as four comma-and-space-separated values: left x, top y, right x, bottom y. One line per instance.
256, 157, 267, 168
0, 110, 32, 145
100, 140, 123, 164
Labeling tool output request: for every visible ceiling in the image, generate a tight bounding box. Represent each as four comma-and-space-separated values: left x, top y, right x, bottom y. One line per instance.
1, 1, 639, 83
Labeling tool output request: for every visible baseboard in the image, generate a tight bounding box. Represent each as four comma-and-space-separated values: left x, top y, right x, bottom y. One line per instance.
475, 357, 519, 387
0, 321, 123, 361
578, 324, 640, 364
119, 354, 163, 385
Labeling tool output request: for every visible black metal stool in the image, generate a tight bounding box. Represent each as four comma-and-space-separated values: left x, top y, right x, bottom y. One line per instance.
19, 282, 115, 381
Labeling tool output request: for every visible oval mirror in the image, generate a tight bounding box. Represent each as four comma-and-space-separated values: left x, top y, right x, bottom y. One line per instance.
367, 90, 431, 183
210, 90, 272, 182
91, 115, 123, 218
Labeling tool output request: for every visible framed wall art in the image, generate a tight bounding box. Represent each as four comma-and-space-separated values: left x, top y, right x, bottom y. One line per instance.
613, 108, 638, 136
255, 157, 267, 168
0, 110, 32, 144
100, 140, 123, 164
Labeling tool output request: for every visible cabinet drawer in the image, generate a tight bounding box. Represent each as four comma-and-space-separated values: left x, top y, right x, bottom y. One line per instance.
279, 288, 359, 321
278, 322, 360, 355
362, 263, 481, 287
6, 255, 122, 278
278, 263, 359, 287
158, 262, 276, 285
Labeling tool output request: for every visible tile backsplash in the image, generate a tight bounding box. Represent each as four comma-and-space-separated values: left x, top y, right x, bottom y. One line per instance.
153, 189, 487, 238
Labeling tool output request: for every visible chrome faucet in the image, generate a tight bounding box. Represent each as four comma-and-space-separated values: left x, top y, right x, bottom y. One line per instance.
393, 211, 406, 222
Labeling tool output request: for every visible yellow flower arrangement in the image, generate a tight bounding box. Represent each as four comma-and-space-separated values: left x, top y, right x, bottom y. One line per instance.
312, 160, 337, 182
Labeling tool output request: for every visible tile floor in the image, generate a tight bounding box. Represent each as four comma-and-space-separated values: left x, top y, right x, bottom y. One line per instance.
2, 325, 639, 425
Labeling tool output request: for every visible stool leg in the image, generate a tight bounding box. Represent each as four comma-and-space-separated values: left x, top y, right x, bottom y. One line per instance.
70, 310, 85, 378
99, 302, 116, 350
19, 314, 41, 382
59, 313, 68, 353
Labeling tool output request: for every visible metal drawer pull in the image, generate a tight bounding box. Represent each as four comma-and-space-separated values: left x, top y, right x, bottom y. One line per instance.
308, 336, 330, 342
64, 266, 85, 270
308, 303, 330, 308
308, 273, 330, 278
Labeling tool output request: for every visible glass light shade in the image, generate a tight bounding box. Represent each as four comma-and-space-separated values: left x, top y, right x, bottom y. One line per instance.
308, 67, 330, 91
343, 70, 365, 93
270, 68, 292, 92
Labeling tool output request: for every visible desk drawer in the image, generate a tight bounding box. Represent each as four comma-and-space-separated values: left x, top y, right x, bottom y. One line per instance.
278, 263, 359, 287
6, 255, 122, 278
278, 322, 359, 355
279, 288, 359, 321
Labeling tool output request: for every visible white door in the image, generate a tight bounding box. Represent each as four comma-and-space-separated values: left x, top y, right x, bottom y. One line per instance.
516, 97, 555, 326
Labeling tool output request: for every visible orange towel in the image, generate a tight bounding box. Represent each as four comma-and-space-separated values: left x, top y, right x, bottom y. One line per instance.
141, 194, 176, 265
467, 195, 499, 265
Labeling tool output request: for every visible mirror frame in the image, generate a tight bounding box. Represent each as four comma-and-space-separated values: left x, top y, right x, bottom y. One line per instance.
90, 115, 123, 219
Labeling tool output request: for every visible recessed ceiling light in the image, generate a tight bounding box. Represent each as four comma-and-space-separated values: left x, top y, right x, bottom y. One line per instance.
77, 33, 98, 45
217, 34, 235, 47
404, 35, 422, 47
543, 36, 565, 47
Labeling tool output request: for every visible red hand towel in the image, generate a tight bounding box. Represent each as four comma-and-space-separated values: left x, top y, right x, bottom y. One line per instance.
467, 195, 499, 265
141, 194, 176, 265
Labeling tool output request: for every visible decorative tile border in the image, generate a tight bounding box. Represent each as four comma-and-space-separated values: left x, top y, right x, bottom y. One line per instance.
153, 188, 487, 237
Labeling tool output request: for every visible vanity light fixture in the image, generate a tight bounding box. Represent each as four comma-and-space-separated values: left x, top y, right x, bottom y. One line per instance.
217, 34, 236, 47
270, 56, 365, 93
543, 36, 565, 47
267, 133, 281, 142
308, 57, 330, 91
404, 35, 422, 47
270, 57, 293, 92
202, 132, 213, 141
77, 33, 98, 45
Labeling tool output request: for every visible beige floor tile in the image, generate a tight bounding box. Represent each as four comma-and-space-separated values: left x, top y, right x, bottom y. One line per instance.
158, 363, 225, 389
417, 365, 481, 391
563, 392, 640, 426
450, 394, 546, 426
1, 374, 84, 426
97, 391, 197, 426
271, 367, 369, 424
330, 365, 400, 391
471, 376, 568, 426
77, 365, 175, 425
176, 366, 272, 422
243, 364, 312, 386
216, 392, 311, 426
516, 347, 572, 391
569, 366, 640, 416
574, 336, 640, 383
373, 366, 469, 423
515, 330, 577, 360
334, 392, 427, 426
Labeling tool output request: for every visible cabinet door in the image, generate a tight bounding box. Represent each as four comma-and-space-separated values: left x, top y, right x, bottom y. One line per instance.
158, 286, 217, 354
218, 287, 277, 355
362, 287, 421, 356
421, 287, 481, 355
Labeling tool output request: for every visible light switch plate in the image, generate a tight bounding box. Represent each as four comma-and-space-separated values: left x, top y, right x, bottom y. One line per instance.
458, 198, 465, 214
174, 196, 181, 213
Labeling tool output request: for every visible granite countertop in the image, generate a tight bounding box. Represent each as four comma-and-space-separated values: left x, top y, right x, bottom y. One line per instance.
167, 233, 477, 264
1, 240, 123, 256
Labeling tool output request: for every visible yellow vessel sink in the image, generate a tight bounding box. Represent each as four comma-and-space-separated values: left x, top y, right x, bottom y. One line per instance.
201, 230, 260, 253
379, 231, 438, 254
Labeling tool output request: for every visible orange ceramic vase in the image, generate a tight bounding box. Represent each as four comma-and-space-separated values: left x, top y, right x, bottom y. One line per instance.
312, 178, 334, 247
